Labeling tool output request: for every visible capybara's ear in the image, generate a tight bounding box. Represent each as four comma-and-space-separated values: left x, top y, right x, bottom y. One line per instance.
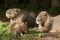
16, 9, 21, 13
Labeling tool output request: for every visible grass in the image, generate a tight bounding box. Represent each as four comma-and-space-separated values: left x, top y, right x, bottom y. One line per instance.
0, 21, 44, 40
0, 21, 11, 40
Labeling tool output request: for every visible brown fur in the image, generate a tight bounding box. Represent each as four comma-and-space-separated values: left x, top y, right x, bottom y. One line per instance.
10, 21, 29, 36
50, 15, 60, 33
36, 11, 53, 32
6, 8, 36, 27
6, 8, 21, 19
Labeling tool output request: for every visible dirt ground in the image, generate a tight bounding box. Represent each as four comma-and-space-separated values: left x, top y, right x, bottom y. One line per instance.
14, 33, 60, 40
24, 33, 60, 40
0, 16, 9, 22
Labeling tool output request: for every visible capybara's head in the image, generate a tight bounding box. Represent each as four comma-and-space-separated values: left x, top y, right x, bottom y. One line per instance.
36, 11, 49, 25
6, 8, 21, 19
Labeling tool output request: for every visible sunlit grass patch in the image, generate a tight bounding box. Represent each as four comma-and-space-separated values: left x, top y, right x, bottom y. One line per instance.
0, 21, 11, 40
